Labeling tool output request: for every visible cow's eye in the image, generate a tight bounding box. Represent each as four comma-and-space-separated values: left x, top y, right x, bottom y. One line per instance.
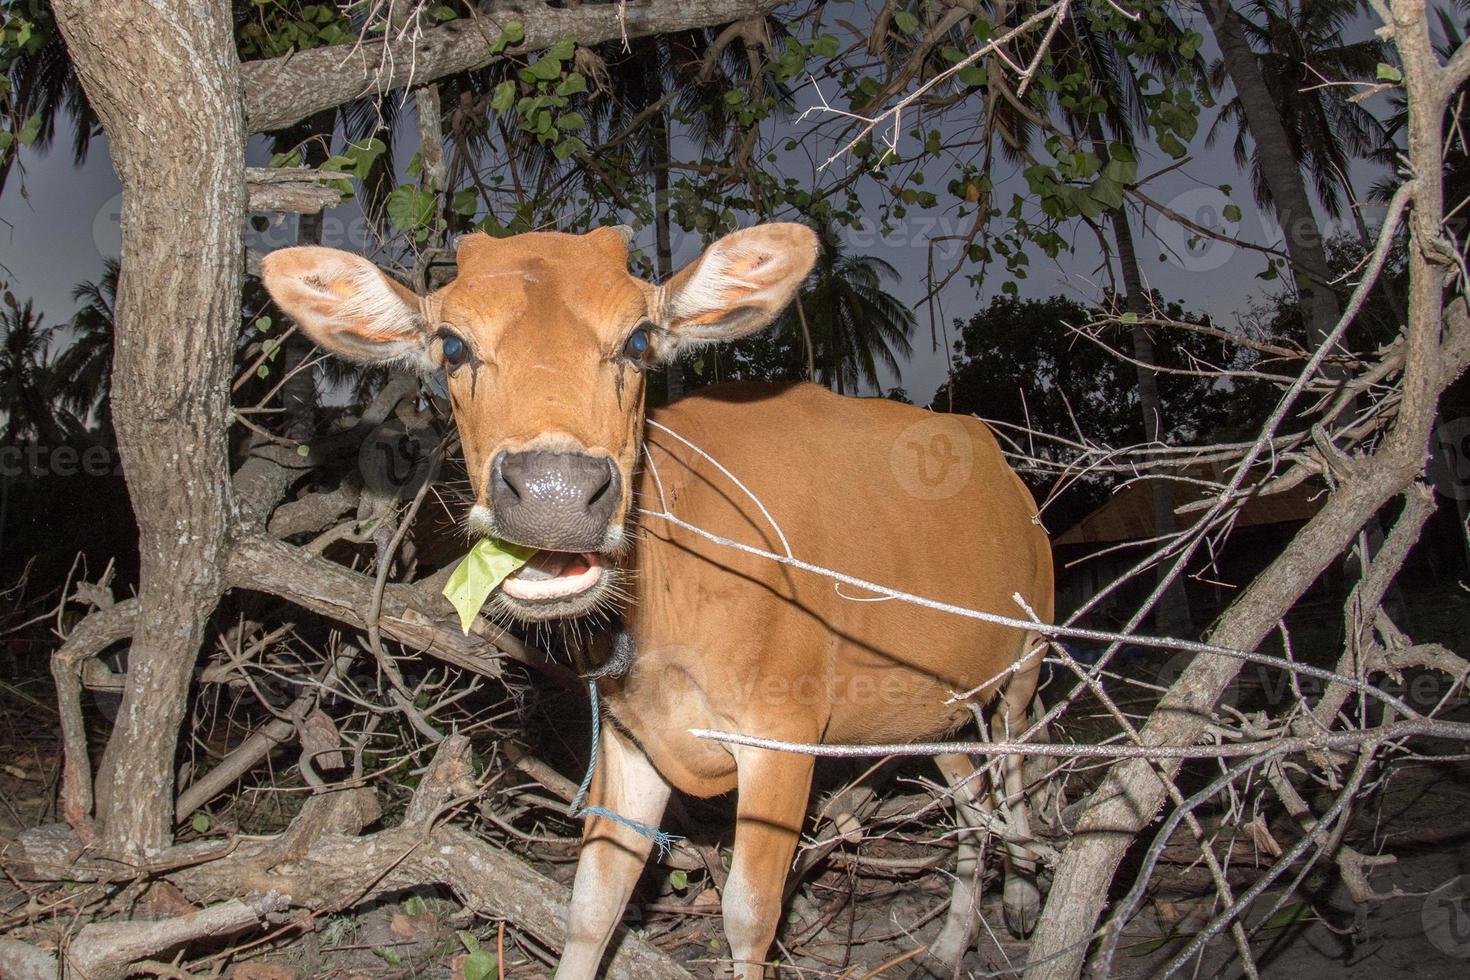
622, 326, 653, 365
440, 329, 468, 368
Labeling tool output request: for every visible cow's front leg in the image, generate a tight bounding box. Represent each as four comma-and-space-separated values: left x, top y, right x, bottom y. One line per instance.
558, 721, 672, 980
723, 745, 816, 979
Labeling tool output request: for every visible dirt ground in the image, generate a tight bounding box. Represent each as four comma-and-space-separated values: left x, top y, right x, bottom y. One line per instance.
2, 583, 1470, 977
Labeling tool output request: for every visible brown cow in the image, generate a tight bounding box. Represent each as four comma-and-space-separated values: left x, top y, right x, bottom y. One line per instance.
263, 224, 1052, 978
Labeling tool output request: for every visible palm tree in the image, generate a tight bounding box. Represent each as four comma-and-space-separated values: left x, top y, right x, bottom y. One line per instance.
55, 258, 118, 426
782, 223, 915, 394
1206, 0, 1386, 228
440, 19, 786, 401
0, 4, 99, 195
1203, 0, 1345, 353
0, 299, 64, 444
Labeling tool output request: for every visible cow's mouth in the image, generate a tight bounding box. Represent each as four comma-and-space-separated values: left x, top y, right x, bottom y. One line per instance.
499, 550, 604, 603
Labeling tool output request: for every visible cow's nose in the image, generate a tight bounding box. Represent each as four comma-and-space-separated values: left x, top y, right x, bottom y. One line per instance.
489, 450, 620, 551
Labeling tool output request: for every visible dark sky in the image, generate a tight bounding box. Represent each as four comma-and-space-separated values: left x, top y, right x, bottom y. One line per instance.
0, 18, 1389, 406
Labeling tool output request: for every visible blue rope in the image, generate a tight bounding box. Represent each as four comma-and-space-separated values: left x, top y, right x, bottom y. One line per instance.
568, 677, 682, 859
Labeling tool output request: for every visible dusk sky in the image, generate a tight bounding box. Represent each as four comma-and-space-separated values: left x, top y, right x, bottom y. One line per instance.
0, 20, 1387, 406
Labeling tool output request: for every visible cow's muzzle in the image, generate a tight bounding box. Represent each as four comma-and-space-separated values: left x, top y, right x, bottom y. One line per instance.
489, 450, 621, 552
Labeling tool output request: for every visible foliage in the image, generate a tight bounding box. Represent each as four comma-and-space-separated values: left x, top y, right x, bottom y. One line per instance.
0, 1, 85, 195
1205, 0, 1386, 219
934, 292, 1252, 460
0, 295, 64, 443
55, 257, 117, 423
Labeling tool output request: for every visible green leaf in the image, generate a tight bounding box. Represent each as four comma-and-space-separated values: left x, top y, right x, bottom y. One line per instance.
191, 812, 210, 833
430, 4, 458, 21
461, 949, 498, 980
296, 444, 310, 457
452, 188, 479, 216
443, 538, 537, 634
556, 73, 588, 96
1222, 203, 1243, 223
1120, 311, 1138, 324
344, 137, 387, 179
552, 137, 584, 161
1072, 185, 1104, 219
386, 185, 437, 234
893, 10, 919, 34
548, 37, 576, 62
1089, 176, 1124, 211
957, 65, 987, 87
1375, 63, 1401, 83
456, 929, 482, 953
16, 114, 40, 146
402, 894, 428, 916
491, 80, 516, 114
257, 364, 270, 380
529, 56, 563, 81
1157, 131, 1187, 159
556, 111, 587, 131
490, 20, 524, 54
811, 34, 839, 58
670, 869, 689, 890
0, 132, 12, 153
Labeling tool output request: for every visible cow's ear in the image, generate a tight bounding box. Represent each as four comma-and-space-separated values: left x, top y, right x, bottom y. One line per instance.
261, 246, 431, 369
653, 223, 817, 344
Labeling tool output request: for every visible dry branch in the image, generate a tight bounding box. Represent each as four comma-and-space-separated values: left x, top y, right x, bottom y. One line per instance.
244, 166, 343, 214
1021, 1, 1470, 970
5, 737, 693, 979
63, 894, 290, 980
228, 534, 510, 680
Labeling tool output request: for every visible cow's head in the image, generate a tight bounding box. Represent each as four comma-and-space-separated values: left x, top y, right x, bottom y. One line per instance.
262, 223, 817, 621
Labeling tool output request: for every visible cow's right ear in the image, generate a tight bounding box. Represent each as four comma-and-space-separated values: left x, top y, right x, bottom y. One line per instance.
261, 246, 431, 369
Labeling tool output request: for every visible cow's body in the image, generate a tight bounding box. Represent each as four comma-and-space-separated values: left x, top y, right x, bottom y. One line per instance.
561, 382, 1052, 977
262, 227, 1052, 979
611, 382, 1051, 788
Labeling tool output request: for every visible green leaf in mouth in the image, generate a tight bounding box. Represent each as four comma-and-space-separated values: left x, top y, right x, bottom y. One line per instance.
443, 538, 537, 634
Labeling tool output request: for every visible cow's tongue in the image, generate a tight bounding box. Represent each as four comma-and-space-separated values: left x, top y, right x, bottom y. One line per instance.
514, 550, 572, 582
510, 550, 595, 582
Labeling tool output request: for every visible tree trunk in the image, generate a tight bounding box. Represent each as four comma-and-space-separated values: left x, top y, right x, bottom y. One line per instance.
1111, 206, 1194, 636
51, 0, 244, 856
1205, 0, 1342, 352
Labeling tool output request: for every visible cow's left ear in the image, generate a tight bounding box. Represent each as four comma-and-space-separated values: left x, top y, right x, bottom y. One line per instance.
653, 223, 817, 343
